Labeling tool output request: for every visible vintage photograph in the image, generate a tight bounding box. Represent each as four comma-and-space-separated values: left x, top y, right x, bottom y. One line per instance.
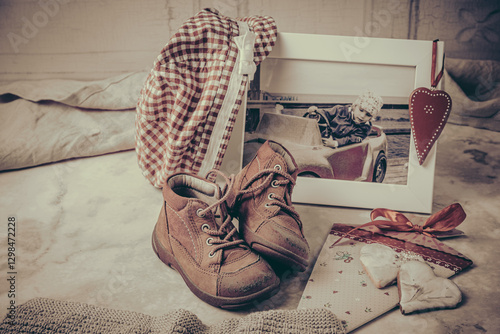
244, 81, 411, 185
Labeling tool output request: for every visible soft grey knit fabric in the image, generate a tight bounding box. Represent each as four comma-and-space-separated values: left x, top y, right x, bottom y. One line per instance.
0, 298, 345, 334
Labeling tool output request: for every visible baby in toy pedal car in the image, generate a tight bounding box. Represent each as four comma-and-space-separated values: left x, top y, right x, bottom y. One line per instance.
306, 91, 383, 148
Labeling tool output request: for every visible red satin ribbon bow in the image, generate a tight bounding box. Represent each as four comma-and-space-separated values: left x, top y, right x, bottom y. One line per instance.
330, 203, 466, 248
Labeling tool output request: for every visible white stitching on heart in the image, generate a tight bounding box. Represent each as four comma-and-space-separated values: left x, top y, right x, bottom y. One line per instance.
409, 89, 452, 161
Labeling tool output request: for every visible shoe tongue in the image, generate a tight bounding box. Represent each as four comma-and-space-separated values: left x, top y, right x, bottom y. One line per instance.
212, 182, 223, 200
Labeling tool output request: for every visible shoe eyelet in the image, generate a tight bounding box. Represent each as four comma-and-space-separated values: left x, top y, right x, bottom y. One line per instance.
265, 203, 271, 208
267, 193, 275, 200
271, 180, 279, 188
196, 208, 206, 218
206, 238, 213, 246
208, 251, 216, 258
201, 224, 210, 232
274, 164, 282, 171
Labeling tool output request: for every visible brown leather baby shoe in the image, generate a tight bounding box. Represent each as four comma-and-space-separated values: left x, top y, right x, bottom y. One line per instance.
229, 141, 310, 271
152, 171, 280, 309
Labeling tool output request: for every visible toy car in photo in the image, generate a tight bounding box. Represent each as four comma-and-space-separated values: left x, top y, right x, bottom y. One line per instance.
244, 112, 388, 183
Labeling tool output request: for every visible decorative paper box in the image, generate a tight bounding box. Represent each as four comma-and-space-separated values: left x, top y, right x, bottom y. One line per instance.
297, 223, 473, 333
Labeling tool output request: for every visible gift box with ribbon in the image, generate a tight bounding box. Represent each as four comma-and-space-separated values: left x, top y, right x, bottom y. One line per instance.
298, 203, 473, 333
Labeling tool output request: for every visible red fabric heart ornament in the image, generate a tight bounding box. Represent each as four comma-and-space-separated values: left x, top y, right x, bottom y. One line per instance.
409, 87, 452, 165
409, 39, 451, 165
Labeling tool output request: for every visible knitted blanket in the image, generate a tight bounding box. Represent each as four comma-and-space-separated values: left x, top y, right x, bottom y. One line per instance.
0, 298, 345, 334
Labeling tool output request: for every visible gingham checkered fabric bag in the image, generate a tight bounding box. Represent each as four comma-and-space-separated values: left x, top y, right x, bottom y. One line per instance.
136, 8, 277, 188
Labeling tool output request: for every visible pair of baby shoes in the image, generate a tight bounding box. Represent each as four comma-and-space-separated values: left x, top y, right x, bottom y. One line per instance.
152, 140, 309, 308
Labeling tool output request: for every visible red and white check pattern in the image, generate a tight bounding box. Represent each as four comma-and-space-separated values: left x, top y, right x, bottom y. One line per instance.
136, 8, 277, 188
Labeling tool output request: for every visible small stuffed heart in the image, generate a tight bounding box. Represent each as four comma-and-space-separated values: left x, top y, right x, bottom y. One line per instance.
398, 261, 462, 314
409, 87, 452, 165
360, 244, 423, 288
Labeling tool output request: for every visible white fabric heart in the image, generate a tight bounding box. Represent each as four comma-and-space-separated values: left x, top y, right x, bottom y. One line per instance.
398, 261, 462, 314
360, 243, 423, 288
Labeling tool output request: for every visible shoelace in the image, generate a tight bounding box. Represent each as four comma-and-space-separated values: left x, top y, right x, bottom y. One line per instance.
198, 169, 245, 256
237, 168, 302, 227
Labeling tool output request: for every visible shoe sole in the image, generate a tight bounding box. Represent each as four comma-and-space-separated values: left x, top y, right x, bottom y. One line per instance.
241, 226, 308, 272
151, 226, 280, 309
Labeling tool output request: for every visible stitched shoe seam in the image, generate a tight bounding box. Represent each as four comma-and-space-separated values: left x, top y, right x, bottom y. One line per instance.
171, 237, 220, 276
255, 219, 302, 237
245, 201, 273, 233
221, 248, 253, 266
220, 254, 263, 276
187, 201, 210, 263
165, 200, 198, 260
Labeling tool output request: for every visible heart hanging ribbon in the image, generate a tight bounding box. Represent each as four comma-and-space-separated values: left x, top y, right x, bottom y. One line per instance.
409, 39, 452, 165
330, 203, 466, 247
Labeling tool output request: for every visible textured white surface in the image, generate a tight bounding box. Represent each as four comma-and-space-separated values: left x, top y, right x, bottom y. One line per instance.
0, 123, 499, 333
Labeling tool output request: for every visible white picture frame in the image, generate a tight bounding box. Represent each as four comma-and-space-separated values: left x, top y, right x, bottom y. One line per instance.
225, 33, 443, 214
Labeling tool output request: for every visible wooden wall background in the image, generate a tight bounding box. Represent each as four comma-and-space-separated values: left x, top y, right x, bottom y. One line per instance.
0, 0, 499, 85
